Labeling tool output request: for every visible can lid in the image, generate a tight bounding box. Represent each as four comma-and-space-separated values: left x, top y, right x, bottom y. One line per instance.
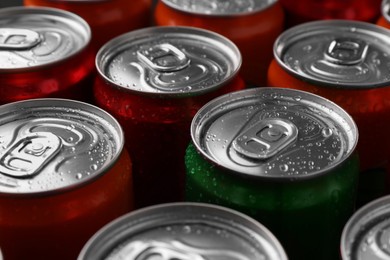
382, 0, 390, 23
161, 0, 277, 16
96, 26, 241, 96
0, 7, 90, 70
191, 87, 358, 179
341, 195, 390, 260
79, 202, 288, 260
274, 20, 390, 88
0, 99, 123, 195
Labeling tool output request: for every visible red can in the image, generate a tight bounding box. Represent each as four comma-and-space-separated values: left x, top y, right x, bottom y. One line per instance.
24, 0, 152, 51
154, 0, 284, 87
377, 0, 390, 29
0, 7, 95, 105
0, 99, 133, 260
280, 0, 382, 28
94, 26, 245, 208
268, 20, 390, 206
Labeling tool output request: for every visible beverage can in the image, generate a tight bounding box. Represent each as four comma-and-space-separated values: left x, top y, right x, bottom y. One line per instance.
0, 98, 133, 260
186, 87, 359, 259
94, 26, 245, 208
79, 202, 288, 260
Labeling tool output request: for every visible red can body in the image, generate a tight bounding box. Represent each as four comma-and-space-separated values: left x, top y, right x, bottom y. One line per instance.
268, 20, 390, 205
154, 0, 284, 87
0, 99, 133, 260
94, 26, 245, 208
24, 0, 152, 51
280, 0, 382, 28
0, 7, 95, 105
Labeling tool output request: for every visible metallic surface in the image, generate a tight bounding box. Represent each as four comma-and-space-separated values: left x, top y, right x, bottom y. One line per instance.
191, 87, 358, 178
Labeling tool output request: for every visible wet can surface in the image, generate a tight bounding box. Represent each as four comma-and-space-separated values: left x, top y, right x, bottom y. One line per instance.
94, 26, 245, 208
154, 0, 284, 87
377, 0, 390, 29
0, 7, 95, 104
24, 0, 152, 51
268, 20, 390, 206
79, 202, 288, 260
186, 87, 359, 260
341, 195, 390, 260
280, 0, 382, 28
0, 99, 133, 260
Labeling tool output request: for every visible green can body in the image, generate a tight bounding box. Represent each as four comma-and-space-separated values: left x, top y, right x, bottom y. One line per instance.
185, 88, 360, 260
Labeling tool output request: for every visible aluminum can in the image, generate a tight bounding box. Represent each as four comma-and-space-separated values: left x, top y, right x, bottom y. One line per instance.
0, 7, 95, 104
377, 0, 390, 29
154, 0, 284, 87
280, 0, 382, 28
186, 87, 359, 260
0, 99, 133, 260
268, 20, 390, 206
94, 26, 245, 208
341, 195, 390, 260
79, 202, 288, 260
24, 0, 152, 51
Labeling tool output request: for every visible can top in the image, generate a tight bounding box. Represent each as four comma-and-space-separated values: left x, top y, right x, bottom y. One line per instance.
161, 0, 277, 16
191, 87, 358, 179
0, 99, 123, 195
341, 195, 390, 260
274, 20, 390, 88
79, 202, 288, 260
0, 7, 90, 70
96, 26, 241, 97
382, 0, 390, 23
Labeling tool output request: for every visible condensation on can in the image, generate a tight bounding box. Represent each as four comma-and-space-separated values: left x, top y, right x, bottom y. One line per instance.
341, 195, 390, 260
96, 26, 242, 96
0, 98, 124, 195
273, 20, 390, 89
191, 87, 358, 179
78, 202, 288, 260
0, 6, 90, 70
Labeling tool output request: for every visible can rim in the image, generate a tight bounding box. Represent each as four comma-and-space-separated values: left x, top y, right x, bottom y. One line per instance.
160, 0, 279, 17
273, 19, 390, 89
78, 202, 289, 260
0, 98, 125, 197
340, 194, 390, 259
190, 87, 359, 181
0, 6, 91, 73
95, 26, 242, 98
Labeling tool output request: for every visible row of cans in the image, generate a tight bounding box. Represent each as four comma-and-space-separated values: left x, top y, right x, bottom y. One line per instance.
8, 0, 390, 88
0, 88, 387, 259
1, 1, 390, 260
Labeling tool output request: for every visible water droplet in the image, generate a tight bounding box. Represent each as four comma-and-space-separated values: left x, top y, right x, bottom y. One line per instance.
90, 164, 98, 171
76, 173, 83, 180
279, 164, 289, 172
322, 128, 333, 138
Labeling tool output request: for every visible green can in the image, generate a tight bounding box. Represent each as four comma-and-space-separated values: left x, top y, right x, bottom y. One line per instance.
185, 87, 359, 260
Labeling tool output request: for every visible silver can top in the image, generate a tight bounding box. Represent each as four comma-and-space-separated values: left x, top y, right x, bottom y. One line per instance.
191, 87, 358, 179
0, 7, 90, 70
0, 99, 123, 195
79, 202, 288, 260
161, 0, 277, 16
341, 195, 390, 260
96, 26, 241, 96
382, 0, 390, 23
274, 20, 390, 88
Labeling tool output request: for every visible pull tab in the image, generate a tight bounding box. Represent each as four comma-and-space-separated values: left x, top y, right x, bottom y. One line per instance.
233, 118, 298, 160
0, 132, 62, 178
325, 38, 368, 65
137, 43, 191, 72
0, 28, 41, 50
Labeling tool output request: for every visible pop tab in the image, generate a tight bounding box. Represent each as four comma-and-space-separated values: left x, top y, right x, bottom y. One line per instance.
0, 28, 41, 50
